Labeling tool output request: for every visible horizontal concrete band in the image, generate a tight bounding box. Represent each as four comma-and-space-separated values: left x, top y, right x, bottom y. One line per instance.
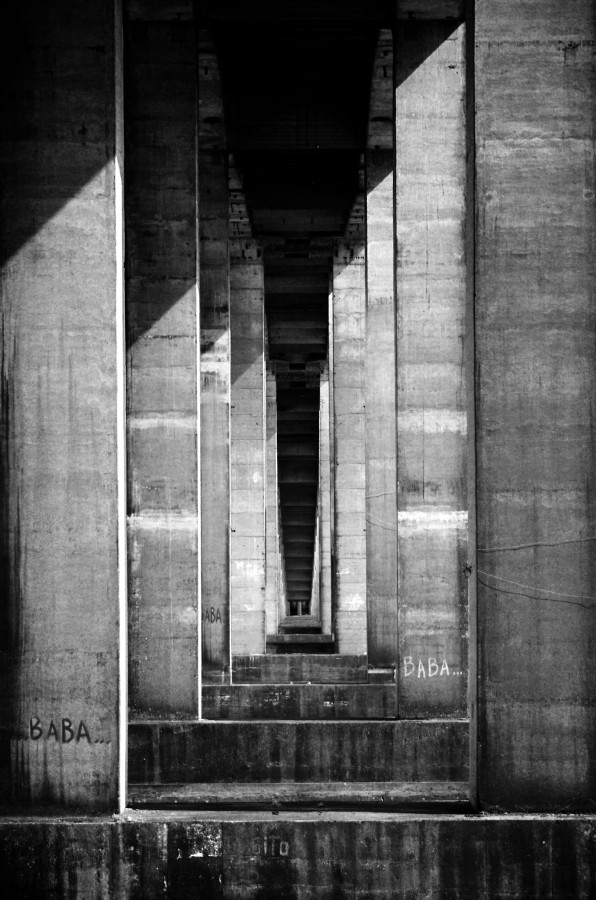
201, 684, 398, 719
129, 781, 469, 810
129, 720, 468, 783
1, 813, 594, 899
230, 654, 370, 683
126, 0, 465, 21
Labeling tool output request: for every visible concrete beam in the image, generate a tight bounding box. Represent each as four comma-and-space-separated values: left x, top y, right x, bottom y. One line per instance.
203, 1, 465, 21
126, 0, 193, 20
396, 1, 464, 19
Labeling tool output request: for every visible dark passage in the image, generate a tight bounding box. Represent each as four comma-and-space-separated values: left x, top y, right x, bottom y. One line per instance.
216, 15, 378, 619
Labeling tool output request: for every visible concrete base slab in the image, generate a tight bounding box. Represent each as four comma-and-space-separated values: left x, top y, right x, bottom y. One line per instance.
0, 811, 594, 898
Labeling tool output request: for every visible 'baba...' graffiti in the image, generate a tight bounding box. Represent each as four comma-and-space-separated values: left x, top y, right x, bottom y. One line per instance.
29, 717, 92, 743
403, 657, 465, 678
203, 606, 222, 624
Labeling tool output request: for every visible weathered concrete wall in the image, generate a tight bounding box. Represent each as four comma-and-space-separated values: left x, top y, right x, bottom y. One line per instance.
0, 0, 122, 809
125, 17, 198, 720
199, 32, 231, 676
365, 30, 398, 667
475, 0, 596, 809
230, 242, 266, 655
129, 719, 467, 783
265, 368, 280, 634
332, 237, 367, 655
1, 813, 595, 898
395, 21, 468, 719
318, 364, 333, 634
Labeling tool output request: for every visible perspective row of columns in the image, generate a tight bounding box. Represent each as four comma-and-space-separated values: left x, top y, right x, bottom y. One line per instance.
124, 23, 470, 721
4, 0, 595, 812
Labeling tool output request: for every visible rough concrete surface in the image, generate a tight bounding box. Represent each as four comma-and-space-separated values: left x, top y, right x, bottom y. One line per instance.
1, 0, 596, 895
0, 812, 595, 899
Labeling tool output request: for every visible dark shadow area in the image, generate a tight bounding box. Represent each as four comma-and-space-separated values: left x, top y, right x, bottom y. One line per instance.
203, 0, 395, 22
396, 19, 461, 88
0, 3, 116, 269
214, 19, 378, 620
121, 12, 461, 349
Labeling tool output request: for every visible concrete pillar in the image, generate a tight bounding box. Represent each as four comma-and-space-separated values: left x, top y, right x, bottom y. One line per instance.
310, 509, 321, 622
0, 0, 123, 809
126, 16, 198, 719
365, 29, 398, 667
277, 489, 288, 618
265, 367, 280, 636
332, 231, 367, 655
395, 21, 468, 718
319, 363, 333, 635
475, 0, 596, 809
199, 33, 231, 678
230, 241, 267, 656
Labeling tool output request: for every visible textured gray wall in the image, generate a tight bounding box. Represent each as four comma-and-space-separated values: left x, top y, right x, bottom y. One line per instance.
475, 0, 596, 810
0, 0, 122, 810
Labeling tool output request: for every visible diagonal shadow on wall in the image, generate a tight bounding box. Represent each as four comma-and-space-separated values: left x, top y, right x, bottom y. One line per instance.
0, 0, 463, 798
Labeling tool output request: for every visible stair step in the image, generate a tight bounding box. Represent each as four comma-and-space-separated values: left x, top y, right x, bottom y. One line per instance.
267, 632, 334, 645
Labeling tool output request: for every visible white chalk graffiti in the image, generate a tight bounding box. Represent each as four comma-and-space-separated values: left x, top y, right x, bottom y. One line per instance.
403, 657, 465, 678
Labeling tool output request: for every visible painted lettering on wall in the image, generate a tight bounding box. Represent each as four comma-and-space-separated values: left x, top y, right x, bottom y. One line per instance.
254, 836, 290, 858
29, 717, 92, 743
403, 657, 465, 678
203, 607, 222, 624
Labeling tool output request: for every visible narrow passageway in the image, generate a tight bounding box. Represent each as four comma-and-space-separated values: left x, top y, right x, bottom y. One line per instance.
217, 20, 376, 625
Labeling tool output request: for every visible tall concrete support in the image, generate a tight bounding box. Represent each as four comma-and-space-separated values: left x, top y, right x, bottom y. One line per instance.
365, 29, 398, 667
395, 22, 468, 718
126, 18, 198, 718
319, 364, 333, 635
332, 234, 367, 655
265, 367, 280, 636
475, 0, 596, 809
0, 0, 123, 808
277, 490, 288, 618
229, 241, 267, 656
199, 34, 230, 676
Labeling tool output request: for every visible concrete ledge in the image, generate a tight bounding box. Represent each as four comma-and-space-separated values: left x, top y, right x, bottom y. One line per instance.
129, 780, 470, 810
0, 812, 595, 898
129, 720, 469, 783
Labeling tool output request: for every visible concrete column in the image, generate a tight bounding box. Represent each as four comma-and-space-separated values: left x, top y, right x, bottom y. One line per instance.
265, 367, 280, 636
0, 0, 123, 809
277, 489, 288, 618
199, 33, 231, 677
126, 17, 198, 719
319, 363, 333, 635
395, 22, 468, 718
476, 0, 596, 809
365, 29, 398, 667
332, 235, 367, 655
230, 241, 267, 656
